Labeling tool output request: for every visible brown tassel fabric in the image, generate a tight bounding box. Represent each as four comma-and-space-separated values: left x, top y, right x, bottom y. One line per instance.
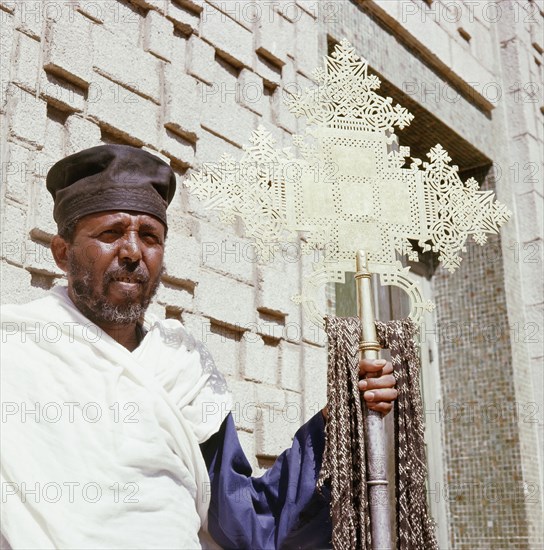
318, 317, 438, 550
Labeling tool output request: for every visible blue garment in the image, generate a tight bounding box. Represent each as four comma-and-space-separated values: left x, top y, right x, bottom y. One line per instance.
200, 412, 332, 550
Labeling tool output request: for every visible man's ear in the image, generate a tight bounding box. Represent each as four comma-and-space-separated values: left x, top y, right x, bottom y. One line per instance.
51, 235, 70, 272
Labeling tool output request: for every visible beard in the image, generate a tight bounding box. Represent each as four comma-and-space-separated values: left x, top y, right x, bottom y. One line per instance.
67, 250, 163, 325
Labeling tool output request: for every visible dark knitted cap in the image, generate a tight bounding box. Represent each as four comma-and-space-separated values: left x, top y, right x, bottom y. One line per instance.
46, 145, 176, 232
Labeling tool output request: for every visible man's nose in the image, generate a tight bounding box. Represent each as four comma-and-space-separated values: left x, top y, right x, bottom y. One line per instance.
118, 232, 142, 263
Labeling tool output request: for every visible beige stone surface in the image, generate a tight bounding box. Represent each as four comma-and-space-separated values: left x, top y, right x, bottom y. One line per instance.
65, 115, 102, 154
254, 13, 294, 67
3, 140, 33, 205
163, 70, 202, 140
43, 14, 93, 88
87, 72, 160, 145
194, 270, 256, 327
168, 1, 200, 34
144, 9, 174, 61
12, 32, 41, 94
39, 72, 86, 113
92, 25, 162, 102
200, 3, 253, 68
186, 34, 216, 84
8, 88, 47, 148
241, 334, 278, 385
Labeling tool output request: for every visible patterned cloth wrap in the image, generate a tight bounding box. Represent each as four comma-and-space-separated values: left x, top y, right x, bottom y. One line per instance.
318, 316, 439, 550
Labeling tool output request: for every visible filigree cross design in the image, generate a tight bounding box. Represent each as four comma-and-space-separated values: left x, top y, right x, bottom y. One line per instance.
186, 39, 511, 326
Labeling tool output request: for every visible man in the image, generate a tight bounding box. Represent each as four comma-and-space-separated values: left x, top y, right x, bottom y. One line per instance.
1, 145, 397, 549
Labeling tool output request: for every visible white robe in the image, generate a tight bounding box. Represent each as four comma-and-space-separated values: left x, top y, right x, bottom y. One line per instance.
0, 286, 231, 549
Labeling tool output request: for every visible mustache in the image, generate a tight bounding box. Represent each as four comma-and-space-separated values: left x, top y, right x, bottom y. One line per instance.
104, 266, 150, 284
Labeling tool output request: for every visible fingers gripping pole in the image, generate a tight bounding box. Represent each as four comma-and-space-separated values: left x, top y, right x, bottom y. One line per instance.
355, 251, 392, 550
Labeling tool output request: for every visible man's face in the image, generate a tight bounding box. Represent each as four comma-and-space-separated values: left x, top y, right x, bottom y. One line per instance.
62, 211, 166, 326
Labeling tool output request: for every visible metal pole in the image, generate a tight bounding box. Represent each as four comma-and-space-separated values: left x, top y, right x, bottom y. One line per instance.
355, 250, 392, 550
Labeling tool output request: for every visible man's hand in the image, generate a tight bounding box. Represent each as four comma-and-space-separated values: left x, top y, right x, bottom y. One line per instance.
321, 358, 398, 421
359, 358, 397, 415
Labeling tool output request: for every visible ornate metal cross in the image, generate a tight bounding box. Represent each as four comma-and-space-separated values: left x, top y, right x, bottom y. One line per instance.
186, 39, 511, 326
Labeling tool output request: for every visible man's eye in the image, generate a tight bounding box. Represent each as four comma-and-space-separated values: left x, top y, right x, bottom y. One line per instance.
98, 229, 121, 239
142, 233, 160, 242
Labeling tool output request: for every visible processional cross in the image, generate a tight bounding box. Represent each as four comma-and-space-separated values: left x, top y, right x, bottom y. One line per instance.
186, 39, 511, 549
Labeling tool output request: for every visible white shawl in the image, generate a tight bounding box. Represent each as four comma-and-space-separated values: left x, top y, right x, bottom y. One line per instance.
1, 286, 231, 549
